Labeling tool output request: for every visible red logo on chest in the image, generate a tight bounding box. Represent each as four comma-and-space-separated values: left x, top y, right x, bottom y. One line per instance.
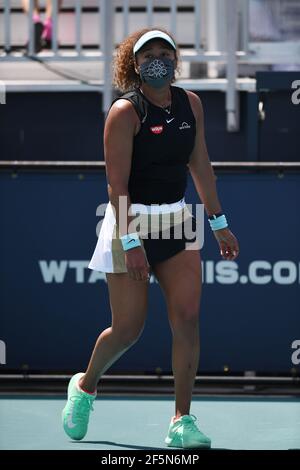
150, 125, 164, 135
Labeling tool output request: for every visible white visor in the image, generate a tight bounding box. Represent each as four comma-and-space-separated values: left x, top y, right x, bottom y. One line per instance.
133, 30, 176, 55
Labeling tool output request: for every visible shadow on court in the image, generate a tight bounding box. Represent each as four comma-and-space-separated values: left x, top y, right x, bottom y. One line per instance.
72, 441, 168, 450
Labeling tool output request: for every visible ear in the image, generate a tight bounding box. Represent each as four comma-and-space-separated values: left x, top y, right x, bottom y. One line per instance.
173, 56, 178, 72
134, 60, 140, 75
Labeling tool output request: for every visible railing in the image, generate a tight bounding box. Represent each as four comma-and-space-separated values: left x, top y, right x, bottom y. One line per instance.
1, 0, 300, 130
1, 160, 300, 171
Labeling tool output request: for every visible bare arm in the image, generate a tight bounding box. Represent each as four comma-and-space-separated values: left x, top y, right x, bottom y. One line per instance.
186, 91, 222, 217
104, 99, 137, 234
104, 99, 149, 280
186, 91, 239, 260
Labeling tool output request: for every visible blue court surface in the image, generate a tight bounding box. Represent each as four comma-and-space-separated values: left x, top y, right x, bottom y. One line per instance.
0, 396, 299, 450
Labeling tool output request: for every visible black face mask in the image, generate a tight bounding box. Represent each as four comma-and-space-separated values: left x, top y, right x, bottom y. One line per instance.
139, 57, 175, 88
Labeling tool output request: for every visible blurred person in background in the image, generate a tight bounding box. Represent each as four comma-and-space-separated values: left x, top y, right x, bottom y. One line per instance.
22, 0, 63, 52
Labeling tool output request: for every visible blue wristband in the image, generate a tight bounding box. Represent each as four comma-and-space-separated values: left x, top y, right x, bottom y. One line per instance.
120, 232, 141, 251
208, 214, 228, 231
208, 212, 223, 220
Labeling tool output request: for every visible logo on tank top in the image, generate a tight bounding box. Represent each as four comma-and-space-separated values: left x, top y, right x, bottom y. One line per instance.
150, 125, 164, 134
179, 122, 191, 130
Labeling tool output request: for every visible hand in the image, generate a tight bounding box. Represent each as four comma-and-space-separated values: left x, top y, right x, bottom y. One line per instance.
213, 227, 239, 261
125, 246, 150, 282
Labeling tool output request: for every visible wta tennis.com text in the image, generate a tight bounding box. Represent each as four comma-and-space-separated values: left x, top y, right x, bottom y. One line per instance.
39, 260, 300, 285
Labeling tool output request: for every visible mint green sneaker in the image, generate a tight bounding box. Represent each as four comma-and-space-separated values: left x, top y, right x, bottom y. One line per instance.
62, 372, 96, 441
165, 415, 211, 449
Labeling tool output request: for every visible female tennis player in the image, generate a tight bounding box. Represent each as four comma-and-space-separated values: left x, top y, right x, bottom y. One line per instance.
62, 28, 239, 449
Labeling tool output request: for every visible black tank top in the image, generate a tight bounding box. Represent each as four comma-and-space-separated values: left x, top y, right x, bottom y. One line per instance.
114, 85, 196, 204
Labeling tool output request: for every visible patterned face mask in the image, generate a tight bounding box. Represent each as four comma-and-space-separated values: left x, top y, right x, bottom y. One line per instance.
139, 57, 175, 89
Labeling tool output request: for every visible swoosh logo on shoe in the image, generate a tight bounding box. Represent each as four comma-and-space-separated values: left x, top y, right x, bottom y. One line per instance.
67, 414, 77, 429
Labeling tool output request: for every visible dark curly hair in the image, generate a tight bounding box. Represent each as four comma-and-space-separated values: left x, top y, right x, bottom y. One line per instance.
113, 27, 180, 93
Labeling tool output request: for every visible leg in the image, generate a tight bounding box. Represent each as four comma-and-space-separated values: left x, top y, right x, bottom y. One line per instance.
45, 0, 63, 19
152, 249, 202, 419
22, 0, 44, 53
45, 0, 52, 19
80, 273, 149, 392
21, 0, 40, 16
42, 1, 63, 46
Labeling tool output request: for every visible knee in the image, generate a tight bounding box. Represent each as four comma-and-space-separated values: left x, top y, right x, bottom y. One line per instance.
169, 303, 200, 333
112, 322, 145, 349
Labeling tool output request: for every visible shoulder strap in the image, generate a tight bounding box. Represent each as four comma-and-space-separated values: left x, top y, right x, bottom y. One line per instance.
112, 90, 148, 123
172, 85, 188, 101
171, 85, 195, 117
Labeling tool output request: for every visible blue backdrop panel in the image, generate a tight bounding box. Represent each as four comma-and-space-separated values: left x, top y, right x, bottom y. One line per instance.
0, 92, 104, 161
0, 169, 299, 373
2, 84, 299, 163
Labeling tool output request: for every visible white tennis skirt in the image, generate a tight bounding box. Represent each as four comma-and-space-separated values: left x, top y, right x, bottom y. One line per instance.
88, 198, 198, 273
